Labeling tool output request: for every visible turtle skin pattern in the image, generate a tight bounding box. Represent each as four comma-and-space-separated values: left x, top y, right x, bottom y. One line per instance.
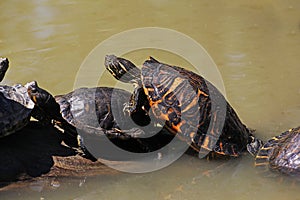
255, 127, 300, 177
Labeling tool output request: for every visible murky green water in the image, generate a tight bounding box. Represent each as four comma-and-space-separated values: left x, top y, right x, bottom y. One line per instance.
1, 0, 299, 199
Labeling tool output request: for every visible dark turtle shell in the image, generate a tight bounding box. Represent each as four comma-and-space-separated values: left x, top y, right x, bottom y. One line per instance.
25, 81, 174, 160
105, 55, 255, 157
0, 58, 34, 137
0, 84, 34, 137
54, 86, 142, 136
26, 81, 145, 137
255, 127, 300, 177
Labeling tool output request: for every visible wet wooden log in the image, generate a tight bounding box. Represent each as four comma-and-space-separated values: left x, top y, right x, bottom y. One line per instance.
0, 121, 176, 190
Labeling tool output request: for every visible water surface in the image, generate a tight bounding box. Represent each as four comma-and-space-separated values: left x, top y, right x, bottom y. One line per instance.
0, 0, 299, 199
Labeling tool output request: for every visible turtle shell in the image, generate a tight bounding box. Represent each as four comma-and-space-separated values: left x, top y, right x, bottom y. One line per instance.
139, 57, 251, 157
54, 87, 136, 134
255, 127, 300, 176
54, 87, 169, 157
0, 84, 34, 137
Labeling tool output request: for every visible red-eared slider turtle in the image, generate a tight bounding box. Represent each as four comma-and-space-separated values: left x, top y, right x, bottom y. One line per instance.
105, 55, 259, 158
247, 127, 300, 177
0, 58, 34, 137
25, 81, 173, 159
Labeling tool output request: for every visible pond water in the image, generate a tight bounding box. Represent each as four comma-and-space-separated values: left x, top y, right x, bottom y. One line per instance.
0, 0, 299, 199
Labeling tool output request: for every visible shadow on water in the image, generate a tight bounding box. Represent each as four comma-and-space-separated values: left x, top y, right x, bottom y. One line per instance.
0, 121, 75, 186
0, 121, 125, 191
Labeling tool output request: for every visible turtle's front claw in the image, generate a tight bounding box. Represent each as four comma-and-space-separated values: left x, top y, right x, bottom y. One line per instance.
123, 102, 133, 116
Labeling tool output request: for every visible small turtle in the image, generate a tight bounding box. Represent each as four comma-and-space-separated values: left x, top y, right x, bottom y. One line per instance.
0, 58, 34, 137
247, 127, 300, 177
105, 55, 259, 158
25, 81, 169, 159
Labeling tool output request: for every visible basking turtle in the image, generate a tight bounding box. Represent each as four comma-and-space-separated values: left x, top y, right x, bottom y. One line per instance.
25, 81, 172, 159
247, 127, 300, 177
105, 55, 259, 158
0, 58, 34, 137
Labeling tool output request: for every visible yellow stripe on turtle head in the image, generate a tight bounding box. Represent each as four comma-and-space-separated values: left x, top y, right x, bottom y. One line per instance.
32, 95, 37, 103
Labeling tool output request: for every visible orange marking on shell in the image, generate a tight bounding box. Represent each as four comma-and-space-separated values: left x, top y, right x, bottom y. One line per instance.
189, 132, 196, 140
146, 88, 154, 92
181, 94, 199, 113
199, 144, 212, 152
197, 88, 208, 97
201, 136, 212, 151
143, 87, 163, 106
173, 124, 182, 133
165, 77, 184, 96
143, 87, 149, 96
219, 142, 223, 151
216, 151, 226, 155
209, 112, 217, 135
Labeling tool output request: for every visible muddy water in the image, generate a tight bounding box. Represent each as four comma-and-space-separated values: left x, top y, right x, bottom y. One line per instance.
0, 0, 300, 199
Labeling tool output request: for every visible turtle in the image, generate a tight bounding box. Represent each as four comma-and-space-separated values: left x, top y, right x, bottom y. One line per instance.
0, 58, 35, 137
247, 127, 300, 177
25, 81, 174, 159
105, 55, 260, 158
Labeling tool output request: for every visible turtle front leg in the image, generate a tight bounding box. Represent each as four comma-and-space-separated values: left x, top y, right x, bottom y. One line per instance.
122, 87, 142, 115
125, 87, 151, 127
122, 102, 132, 116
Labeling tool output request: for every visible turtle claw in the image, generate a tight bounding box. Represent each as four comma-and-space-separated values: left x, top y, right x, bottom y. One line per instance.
52, 120, 65, 133
122, 128, 148, 138
105, 128, 151, 152
105, 128, 131, 140
106, 128, 148, 139
122, 102, 132, 116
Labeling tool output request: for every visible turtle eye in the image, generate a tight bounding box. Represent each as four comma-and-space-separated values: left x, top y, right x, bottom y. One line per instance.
31, 87, 37, 92
28, 86, 38, 95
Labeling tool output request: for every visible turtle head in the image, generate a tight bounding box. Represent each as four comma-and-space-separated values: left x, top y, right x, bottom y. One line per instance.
247, 135, 264, 157
0, 58, 9, 82
26, 81, 53, 107
25, 81, 61, 123
105, 55, 141, 84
